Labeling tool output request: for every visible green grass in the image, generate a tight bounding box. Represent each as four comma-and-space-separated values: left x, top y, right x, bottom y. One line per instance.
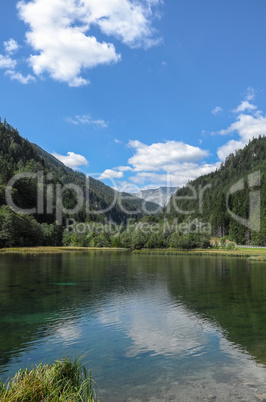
1, 246, 266, 261
0, 357, 96, 401
0, 246, 127, 254
133, 248, 266, 260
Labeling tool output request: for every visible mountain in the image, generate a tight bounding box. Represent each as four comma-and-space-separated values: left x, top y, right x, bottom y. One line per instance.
1, 117, 265, 248
32, 143, 160, 219
0, 119, 160, 247
136, 187, 177, 207
167, 136, 266, 246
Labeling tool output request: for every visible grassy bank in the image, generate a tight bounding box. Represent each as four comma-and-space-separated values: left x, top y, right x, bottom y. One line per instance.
0, 357, 96, 401
133, 248, 266, 261
1, 246, 266, 261
0, 246, 128, 254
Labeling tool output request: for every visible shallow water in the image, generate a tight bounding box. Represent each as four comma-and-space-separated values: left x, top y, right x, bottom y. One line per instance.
1, 252, 266, 401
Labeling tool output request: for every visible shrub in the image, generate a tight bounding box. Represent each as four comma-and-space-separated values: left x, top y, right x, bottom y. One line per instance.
227, 242, 235, 250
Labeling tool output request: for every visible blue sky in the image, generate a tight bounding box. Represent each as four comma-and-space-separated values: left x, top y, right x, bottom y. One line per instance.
1, 0, 266, 192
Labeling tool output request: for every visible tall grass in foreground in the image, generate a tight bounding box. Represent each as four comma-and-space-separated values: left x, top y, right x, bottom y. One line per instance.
0, 357, 96, 401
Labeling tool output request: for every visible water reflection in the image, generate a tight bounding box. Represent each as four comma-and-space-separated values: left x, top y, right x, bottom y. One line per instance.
1, 253, 266, 401
97, 282, 215, 358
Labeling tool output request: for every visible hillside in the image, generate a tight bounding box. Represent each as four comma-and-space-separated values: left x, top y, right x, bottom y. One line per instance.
32, 143, 160, 218
0, 119, 159, 247
136, 187, 177, 207
167, 136, 266, 245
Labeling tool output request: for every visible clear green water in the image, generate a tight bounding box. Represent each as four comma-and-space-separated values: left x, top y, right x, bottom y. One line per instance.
1, 252, 266, 401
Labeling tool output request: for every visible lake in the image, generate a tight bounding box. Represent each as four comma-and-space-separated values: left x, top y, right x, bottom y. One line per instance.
1, 252, 266, 401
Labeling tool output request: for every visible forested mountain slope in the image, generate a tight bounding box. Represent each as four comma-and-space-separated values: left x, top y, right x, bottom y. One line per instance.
32, 143, 160, 219
167, 136, 266, 245
0, 119, 159, 247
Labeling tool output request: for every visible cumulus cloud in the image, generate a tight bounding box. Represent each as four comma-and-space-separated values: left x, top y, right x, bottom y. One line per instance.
116, 165, 133, 172
66, 114, 108, 128
215, 89, 266, 160
128, 140, 209, 172
129, 162, 220, 188
0, 54, 16, 69
212, 106, 223, 115
99, 169, 124, 180
5, 70, 36, 84
98, 140, 218, 189
84, 0, 163, 49
232, 100, 257, 114
218, 113, 266, 143
217, 140, 245, 161
52, 151, 89, 170
17, 0, 163, 86
4, 38, 19, 54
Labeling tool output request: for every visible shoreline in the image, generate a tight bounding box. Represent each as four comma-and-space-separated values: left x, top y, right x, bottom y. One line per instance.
133, 248, 266, 260
0, 246, 128, 254
0, 246, 266, 260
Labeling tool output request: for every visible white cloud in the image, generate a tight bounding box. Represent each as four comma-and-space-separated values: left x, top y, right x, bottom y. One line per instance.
66, 114, 108, 128
0, 54, 16, 69
114, 138, 122, 144
128, 140, 209, 172
111, 180, 140, 192
4, 38, 19, 54
99, 169, 124, 180
65, 117, 79, 125
245, 86, 256, 101
52, 151, 89, 169
232, 100, 257, 114
85, 0, 163, 49
218, 113, 266, 143
217, 140, 245, 161
96, 139, 218, 188
129, 162, 220, 188
212, 106, 223, 115
17, 0, 163, 86
5, 70, 36, 84
99, 140, 217, 188
0, 41, 36, 84
116, 165, 133, 172
215, 91, 266, 160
